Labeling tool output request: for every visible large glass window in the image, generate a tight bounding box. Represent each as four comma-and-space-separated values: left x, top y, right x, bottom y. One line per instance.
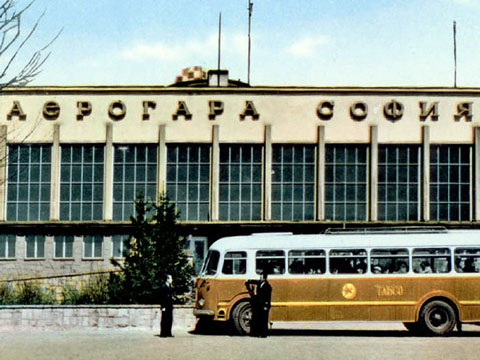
60, 145, 104, 220
7, 144, 51, 221
219, 145, 262, 221
0, 235, 15, 259
378, 145, 420, 221
54, 235, 74, 259
325, 145, 368, 221
167, 144, 210, 221
272, 145, 315, 220
430, 145, 471, 221
25, 235, 45, 259
111, 234, 128, 258
113, 145, 157, 221
83, 235, 103, 258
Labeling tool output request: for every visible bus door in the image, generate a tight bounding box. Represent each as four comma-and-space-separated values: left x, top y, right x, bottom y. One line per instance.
255, 250, 290, 321
286, 249, 328, 321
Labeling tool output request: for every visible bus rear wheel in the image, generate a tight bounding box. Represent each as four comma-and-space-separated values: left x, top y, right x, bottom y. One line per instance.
231, 301, 252, 335
420, 300, 456, 336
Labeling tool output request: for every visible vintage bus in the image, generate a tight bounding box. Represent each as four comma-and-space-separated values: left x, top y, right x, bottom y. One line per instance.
193, 228, 480, 336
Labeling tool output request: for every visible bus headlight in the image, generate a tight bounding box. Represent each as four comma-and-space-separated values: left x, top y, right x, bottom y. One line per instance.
198, 297, 205, 307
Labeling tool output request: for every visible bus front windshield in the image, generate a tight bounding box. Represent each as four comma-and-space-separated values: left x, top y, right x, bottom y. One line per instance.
201, 250, 220, 276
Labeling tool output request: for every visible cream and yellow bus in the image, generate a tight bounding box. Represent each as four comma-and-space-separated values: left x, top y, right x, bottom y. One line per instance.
193, 228, 480, 336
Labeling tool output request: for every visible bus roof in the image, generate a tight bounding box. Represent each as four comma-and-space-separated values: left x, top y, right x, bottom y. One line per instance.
208, 230, 480, 252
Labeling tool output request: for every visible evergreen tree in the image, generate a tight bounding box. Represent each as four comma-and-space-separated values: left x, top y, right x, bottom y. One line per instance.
112, 194, 193, 304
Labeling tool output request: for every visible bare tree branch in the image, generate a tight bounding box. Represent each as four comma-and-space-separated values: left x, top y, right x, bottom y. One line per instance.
0, 0, 61, 88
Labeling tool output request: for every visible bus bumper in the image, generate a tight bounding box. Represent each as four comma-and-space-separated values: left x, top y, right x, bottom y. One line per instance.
193, 309, 215, 316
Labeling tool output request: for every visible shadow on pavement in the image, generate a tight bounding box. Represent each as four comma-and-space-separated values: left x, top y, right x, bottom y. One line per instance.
190, 324, 480, 338
270, 328, 480, 337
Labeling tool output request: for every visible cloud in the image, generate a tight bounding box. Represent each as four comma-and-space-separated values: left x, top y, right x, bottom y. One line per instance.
286, 35, 328, 57
121, 32, 247, 63
121, 37, 216, 63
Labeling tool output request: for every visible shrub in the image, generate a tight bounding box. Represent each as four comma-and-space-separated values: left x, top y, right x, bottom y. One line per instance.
0, 283, 14, 304
13, 281, 55, 305
112, 194, 193, 304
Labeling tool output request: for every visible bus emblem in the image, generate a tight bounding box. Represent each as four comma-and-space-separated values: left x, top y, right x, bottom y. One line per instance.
342, 283, 357, 300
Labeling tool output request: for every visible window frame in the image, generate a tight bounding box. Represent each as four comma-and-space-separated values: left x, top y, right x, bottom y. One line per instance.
25, 235, 45, 259
82, 235, 103, 259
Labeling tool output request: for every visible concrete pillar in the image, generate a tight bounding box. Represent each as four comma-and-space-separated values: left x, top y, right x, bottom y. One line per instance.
370, 125, 378, 221
45, 236, 53, 261
317, 125, 325, 221
50, 124, 60, 220
0, 125, 7, 221
104, 124, 113, 221
264, 125, 272, 221
474, 127, 480, 221
211, 125, 220, 221
157, 125, 167, 196
422, 125, 430, 221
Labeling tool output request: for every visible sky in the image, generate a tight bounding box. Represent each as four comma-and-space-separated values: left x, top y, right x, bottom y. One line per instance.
8, 0, 480, 87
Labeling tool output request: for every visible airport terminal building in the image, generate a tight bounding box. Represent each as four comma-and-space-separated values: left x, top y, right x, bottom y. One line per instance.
1, 69, 480, 278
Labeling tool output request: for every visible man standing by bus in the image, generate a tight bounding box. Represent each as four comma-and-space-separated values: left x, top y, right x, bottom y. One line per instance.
245, 266, 272, 338
160, 274, 174, 337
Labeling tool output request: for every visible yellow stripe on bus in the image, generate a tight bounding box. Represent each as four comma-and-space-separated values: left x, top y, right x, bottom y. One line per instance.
218, 301, 417, 307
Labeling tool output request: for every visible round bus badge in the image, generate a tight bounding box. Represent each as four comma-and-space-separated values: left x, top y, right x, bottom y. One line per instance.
342, 283, 357, 300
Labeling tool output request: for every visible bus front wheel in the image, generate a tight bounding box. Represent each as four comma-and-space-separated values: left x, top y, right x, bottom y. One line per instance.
420, 300, 456, 336
231, 301, 252, 335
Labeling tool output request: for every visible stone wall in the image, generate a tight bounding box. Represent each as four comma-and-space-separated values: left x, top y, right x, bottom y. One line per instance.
0, 305, 195, 330
0, 236, 117, 280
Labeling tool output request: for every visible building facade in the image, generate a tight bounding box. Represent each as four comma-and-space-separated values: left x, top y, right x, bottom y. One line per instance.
1, 73, 480, 278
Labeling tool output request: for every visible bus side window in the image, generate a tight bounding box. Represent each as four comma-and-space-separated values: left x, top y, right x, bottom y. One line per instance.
413, 248, 451, 274
256, 250, 285, 275
288, 250, 326, 274
455, 248, 480, 273
329, 249, 367, 274
370, 248, 409, 274
222, 251, 247, 275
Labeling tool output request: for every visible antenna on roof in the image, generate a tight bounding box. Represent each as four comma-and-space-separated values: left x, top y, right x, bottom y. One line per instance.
453, 20, 457, 88
217, 12, 222, 87
247, 0, 253, 85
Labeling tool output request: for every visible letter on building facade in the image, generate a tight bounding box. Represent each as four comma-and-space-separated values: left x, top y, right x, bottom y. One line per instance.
419, 102, 439, 122
43, 101, 60, 121
317, 101, 334, 120
6, 101, 26, 121
172, 101, 192, 120
108, 101, 126, 121
209, 100, 224, 120
454, 102, 473, 122
384, 100, 404, 122
239, 100, 259, 120
142, 101, 156, 120
350, 102, 368, 121
77, 101, 92, 121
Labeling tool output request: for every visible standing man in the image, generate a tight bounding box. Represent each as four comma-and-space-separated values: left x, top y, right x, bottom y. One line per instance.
160, 274, 173, 337
245, 266, 272, 338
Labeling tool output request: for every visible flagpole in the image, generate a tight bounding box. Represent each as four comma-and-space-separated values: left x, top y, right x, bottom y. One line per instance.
247, 0, 253, 85
453, 21, 457, 88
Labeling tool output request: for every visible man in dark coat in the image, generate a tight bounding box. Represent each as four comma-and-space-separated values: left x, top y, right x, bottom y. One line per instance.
160, 274, 173, 337
245, 266, 272, 338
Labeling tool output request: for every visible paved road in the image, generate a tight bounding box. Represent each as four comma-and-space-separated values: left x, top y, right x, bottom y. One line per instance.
1, 322, 480, 360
